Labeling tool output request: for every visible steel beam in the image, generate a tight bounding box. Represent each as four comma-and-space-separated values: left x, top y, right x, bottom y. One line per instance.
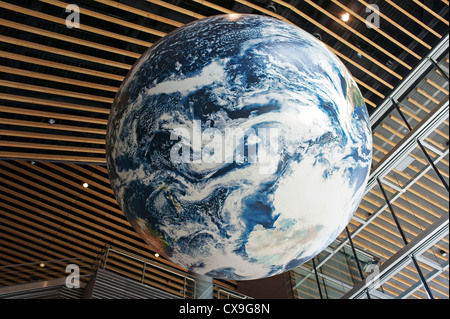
342, 212, 449, 299
366, 96, 449, 194
370, 33, 449, 127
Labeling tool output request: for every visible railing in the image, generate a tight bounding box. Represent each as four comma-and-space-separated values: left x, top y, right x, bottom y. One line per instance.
216, 288, 252, 299
98, 246, 196, 298
97, 245, 250, 299
0, 246, 251, 299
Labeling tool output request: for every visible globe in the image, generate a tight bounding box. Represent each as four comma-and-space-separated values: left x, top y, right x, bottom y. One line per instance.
106, 14, 372, 280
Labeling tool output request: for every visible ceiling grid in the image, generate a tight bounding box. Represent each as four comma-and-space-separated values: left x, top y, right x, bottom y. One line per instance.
0, 0, 448, 299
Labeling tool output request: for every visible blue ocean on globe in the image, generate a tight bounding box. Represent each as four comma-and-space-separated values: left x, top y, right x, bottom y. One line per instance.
106, 14, 372, 280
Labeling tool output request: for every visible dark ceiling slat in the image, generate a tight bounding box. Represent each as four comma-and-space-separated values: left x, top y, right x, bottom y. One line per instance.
0, 129, 105, 144
0, 118, 106, 135
384, 0, 444, 39
94, 0, 184, 28
0, 140, 105, 154
0, 93, 110, 114
0, 1, 153, 48
0, 79, 114, 104
0, 105, 108, 125
0, 161, 185, 271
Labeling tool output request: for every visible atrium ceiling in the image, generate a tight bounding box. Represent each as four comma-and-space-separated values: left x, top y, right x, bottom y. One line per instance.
0, 0, 448, 299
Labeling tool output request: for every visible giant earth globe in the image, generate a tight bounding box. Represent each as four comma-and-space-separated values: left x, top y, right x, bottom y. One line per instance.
106, 14, 372, 280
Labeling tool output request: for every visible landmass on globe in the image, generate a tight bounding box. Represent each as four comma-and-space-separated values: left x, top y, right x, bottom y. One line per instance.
106, 14, 372, 280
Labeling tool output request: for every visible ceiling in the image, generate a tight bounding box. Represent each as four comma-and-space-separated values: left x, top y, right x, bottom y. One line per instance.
0, 0, 448, 299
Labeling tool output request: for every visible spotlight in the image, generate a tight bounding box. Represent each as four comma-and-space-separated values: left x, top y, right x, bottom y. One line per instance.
48, 118, 55, 124
154, 253, 160, 258
82, 182, 89, 188
39, 262, 45, 268
342, 12, 350, 22
440, 250, 447, 257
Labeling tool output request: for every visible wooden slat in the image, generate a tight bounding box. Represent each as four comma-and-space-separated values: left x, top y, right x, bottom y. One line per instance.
0, 129, 105, 144
385, 0, 442, 38
0, 152, 106, 163
0, 168, 130, 230
244, 0, 405, 79
0, 51, 124, 82
398, 105, 449, 141
0, 79, 114, 104
0, 35, 132, 70
415, 88, 441, 104
0, 185, 115, 245
145, 0, 206, 19
413, 0, 449, 26
0, 219, 97, 262
94, 0, 183, 27
425, 78, 449, 95
0, 140, 105, 154
0, 163, 183, 271
0, 93, 110, 114
194, 0, 395, 93
407, 96, 431, 113
393, 168, 449, 202
355, 229, 439, 291
64, 163, 115, 196
357, 0, 432, 50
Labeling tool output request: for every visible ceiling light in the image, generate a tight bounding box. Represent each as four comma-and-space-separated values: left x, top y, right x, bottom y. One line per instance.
440, 250, 447, 257
39, 262, 45, 268
82, 182, 89, 188
48, 118, 55, 124
342, 12, 350, 22
154, 253, 160, 257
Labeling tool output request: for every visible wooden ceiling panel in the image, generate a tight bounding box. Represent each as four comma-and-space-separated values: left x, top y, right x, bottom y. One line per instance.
0, 0, 448, 299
